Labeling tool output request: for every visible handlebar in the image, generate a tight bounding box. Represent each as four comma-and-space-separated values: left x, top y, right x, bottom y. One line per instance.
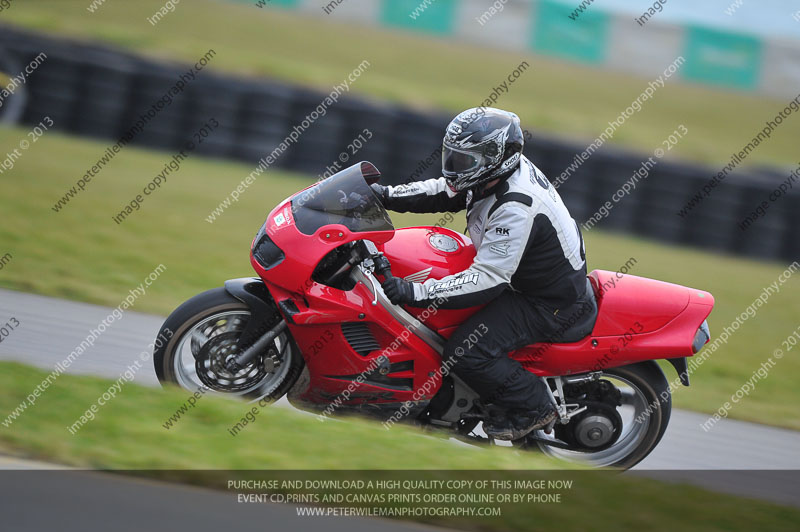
373, 254, 393, 280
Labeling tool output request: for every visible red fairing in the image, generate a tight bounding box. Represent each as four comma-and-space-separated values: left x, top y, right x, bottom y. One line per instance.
251, 199, 394, 294
590, 271, 692, 334
265, 279, 444, 406
251, 192, 450, 405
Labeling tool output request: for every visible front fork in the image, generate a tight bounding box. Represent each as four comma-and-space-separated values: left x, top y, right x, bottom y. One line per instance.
222, 277, 288, 373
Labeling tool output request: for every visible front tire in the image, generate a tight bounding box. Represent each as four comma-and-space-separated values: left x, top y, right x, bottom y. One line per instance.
154, 288, 303, 402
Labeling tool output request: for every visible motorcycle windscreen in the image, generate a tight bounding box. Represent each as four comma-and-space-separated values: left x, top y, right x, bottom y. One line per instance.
291, 162, 394, 236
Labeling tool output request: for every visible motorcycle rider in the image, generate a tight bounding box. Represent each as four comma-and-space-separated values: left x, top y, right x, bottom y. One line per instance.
370, 107, 597, 440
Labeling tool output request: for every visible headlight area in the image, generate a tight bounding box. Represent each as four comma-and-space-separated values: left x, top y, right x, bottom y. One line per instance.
252, 225, 285, 271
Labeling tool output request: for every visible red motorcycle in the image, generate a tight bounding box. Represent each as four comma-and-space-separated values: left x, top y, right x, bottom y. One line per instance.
154, 162, 714, 469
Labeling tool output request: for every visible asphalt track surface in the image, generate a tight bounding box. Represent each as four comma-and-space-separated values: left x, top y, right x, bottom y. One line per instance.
0, 457, 455, 532
1, 288, 799, 510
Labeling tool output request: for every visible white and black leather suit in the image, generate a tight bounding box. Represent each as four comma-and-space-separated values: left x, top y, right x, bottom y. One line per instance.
383, 155, 598, 412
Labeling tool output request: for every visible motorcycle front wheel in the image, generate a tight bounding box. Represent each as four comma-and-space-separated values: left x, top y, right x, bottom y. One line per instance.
153, 287, 303, 402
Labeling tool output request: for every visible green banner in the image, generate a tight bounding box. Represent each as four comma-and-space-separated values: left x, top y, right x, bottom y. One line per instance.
682, 27, 762, 89
531, 0, 610, 64
380, 0, 457, 35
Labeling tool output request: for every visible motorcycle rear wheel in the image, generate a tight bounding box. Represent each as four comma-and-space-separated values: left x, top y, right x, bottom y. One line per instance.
153, 288, 303, 402
518, 361, 671, 470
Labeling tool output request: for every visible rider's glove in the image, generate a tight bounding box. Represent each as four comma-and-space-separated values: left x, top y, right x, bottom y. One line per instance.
381, 277, 416, 306
370, 183, 388, 204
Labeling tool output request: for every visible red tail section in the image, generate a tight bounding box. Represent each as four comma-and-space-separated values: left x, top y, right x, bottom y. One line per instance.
513, 271, 714, 376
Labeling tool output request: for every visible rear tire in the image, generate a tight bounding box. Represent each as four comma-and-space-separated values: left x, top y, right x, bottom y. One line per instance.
526, 361, 671, 470
153, 288, 303, 402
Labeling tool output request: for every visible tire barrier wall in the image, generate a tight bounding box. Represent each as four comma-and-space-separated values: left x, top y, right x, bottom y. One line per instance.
0, 25, 796, 261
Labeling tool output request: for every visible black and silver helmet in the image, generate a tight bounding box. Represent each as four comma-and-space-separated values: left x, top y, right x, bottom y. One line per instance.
441, 107, 524, 192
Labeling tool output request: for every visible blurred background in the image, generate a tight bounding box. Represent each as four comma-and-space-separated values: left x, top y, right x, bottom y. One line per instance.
0, 0, 800, 422
2, 0, 798, 419
2, 1, 799, 257
0, 0, 800, 529
0, 0, 799, 527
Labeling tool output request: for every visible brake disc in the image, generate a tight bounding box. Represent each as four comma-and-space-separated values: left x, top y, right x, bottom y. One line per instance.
195, 331, 267, 392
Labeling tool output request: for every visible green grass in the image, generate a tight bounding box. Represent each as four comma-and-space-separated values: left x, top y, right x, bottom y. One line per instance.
1, 361, 798, 532
2, 0, 799, 167
0, 362, 558, 470
0, 127, 799, 430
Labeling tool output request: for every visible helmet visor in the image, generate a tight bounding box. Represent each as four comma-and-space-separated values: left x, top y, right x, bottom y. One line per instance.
442, 146, 484, 178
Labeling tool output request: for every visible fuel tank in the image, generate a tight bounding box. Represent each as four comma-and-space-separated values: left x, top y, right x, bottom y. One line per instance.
380, 226, 483, 336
